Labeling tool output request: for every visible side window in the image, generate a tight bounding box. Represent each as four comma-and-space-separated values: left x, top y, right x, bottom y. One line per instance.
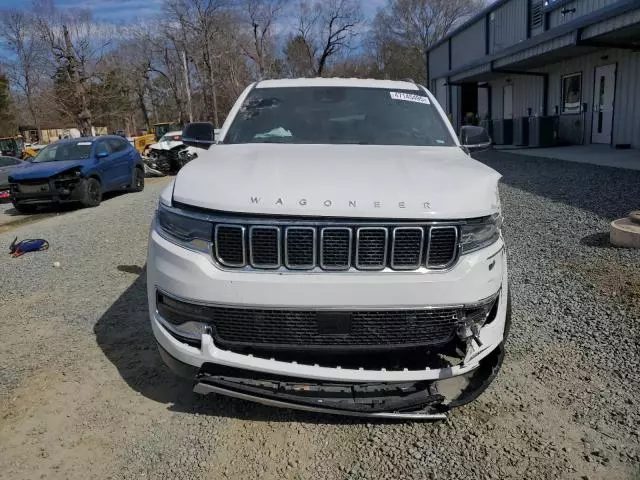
107, 137, 128, 152
95, 141, 111, 157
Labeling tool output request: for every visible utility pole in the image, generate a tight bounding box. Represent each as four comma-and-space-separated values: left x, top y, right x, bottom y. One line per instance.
182, 50, 193, 123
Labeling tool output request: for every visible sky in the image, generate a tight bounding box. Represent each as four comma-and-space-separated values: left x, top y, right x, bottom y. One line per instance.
0, 0, 387, 25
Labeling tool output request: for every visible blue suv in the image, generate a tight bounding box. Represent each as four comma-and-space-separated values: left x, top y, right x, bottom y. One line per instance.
9, 136, 145, 213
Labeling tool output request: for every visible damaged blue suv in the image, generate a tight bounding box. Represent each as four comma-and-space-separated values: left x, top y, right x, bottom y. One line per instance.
9, 136, 144, 213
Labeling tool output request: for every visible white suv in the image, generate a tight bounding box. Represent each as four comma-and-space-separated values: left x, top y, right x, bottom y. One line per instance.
147, 78, 509, 419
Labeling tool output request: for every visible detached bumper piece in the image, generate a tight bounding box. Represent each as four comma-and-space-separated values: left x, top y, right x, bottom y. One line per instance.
194, 364, 448, 420
189, 337, 506, 420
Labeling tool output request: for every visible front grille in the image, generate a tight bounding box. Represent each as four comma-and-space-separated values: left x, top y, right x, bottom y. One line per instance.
213, 220, 459, 272
194, 305, 459, 349
428, 227, 458, 267
249, 226, 280, 268
215, 225, 246, 266
356, 228, 387, 269
285, 227, 316, 269
320, 228, 352, 270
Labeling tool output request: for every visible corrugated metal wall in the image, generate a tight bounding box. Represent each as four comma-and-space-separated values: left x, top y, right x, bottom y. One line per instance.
489, 0, 528, 53
606, 50, 640, 147
429, 43, 449, 79
582, 8, 640, 38
451, 86, 461, 133
488, 48, 640, 147
494, 32, 575, 67
548, 0, 618, 29
451, 20, 486, 69
435, 78, 448, 111
478, 87, 490, 120
489, 75, 545, 119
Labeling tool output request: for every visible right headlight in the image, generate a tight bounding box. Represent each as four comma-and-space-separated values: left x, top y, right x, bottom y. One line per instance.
156, 202, 213, 253
460, 213, 502, 254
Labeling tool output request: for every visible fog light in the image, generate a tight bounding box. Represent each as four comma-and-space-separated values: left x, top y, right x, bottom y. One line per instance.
168, 320, 209, 340
457, 292, 500, 346
156, 292, 212, 342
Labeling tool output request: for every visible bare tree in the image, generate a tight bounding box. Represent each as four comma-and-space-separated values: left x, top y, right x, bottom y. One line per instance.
370, 0, 485, 82
35, 6, 111, 135
0, 9, 46, 137
289, 0, 363, 77
236, 0, 284, 78
164, 0, 226, 126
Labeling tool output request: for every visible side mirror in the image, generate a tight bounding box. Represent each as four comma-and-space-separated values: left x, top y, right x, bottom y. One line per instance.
459, 126, 492, 152
96, 151, 109, 159
182, 122, 216, 150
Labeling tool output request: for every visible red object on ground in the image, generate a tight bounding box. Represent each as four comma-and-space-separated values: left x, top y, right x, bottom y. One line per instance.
0, 191, 10, 200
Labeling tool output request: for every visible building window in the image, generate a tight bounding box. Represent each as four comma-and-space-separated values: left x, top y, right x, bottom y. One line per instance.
561, 73, 582, 114
531, 1, 544, 29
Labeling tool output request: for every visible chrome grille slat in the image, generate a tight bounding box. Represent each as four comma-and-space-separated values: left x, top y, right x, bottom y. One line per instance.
427, 226, 458, 268
215, 225, 246, 267
391, 227, 424, 270
355, 227, 388, 270
249, 226, 280, 268
285, 227, 316, 269
212, 220, 459, 272
320, 227, 352, 270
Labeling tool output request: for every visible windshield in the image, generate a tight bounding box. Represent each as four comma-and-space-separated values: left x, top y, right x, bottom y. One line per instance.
224, 86, 455, 146
159, 134, 182, 142
32, 141, 93, 163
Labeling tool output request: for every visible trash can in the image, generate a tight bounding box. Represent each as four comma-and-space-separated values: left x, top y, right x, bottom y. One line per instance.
513, 117, 530, 146
529, 116, 558, 147
492, 119, 514, 145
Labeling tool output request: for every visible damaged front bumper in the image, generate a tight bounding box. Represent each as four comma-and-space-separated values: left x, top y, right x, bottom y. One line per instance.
153, 288, 511, 419
193, 342, 506, 419
10, 175, 85, 205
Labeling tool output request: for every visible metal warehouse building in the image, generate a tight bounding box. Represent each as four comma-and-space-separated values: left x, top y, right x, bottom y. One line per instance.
427, 0, 640, 149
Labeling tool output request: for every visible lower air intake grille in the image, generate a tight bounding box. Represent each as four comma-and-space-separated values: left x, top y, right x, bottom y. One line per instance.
199, 306, 459, 348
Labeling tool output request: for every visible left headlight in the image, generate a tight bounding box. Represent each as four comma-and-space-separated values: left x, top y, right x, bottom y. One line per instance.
156, 203, 213, 253
460, 213, 502, 254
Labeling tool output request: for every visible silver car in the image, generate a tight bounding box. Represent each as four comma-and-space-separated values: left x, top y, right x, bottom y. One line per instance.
0, 156, 25, 193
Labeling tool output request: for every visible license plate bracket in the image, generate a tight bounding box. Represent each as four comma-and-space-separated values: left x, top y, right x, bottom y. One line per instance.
316, 312, 352, 335
20, 183, 49, 193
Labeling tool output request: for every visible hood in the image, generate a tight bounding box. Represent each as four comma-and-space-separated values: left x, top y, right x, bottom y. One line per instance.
172, 144, 502, 219
8, 160, 90, 181
149, 140, 183, 151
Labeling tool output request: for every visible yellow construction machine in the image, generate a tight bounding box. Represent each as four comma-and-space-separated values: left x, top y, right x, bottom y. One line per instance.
0, 136, 39, 159
131, 122, 182, 156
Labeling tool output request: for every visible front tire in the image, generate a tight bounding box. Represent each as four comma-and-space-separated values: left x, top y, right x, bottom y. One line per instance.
130, 167, 144, 192
80, 177, 102, 208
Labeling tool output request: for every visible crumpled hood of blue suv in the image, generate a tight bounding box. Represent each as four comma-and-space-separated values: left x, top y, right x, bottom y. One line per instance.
9, 160, 89, 181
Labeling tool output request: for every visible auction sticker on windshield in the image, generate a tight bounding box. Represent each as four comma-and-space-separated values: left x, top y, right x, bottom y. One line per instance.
390, 92, 430, 104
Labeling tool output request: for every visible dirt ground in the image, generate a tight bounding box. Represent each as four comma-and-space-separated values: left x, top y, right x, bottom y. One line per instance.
1, 156, 639, 479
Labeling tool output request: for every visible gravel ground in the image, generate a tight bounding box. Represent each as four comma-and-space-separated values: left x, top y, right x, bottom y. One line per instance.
0, 152, 639, 480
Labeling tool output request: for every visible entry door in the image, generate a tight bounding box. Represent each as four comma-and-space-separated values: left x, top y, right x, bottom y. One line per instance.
592, 64, 616, 144
503, 85, 513, 119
